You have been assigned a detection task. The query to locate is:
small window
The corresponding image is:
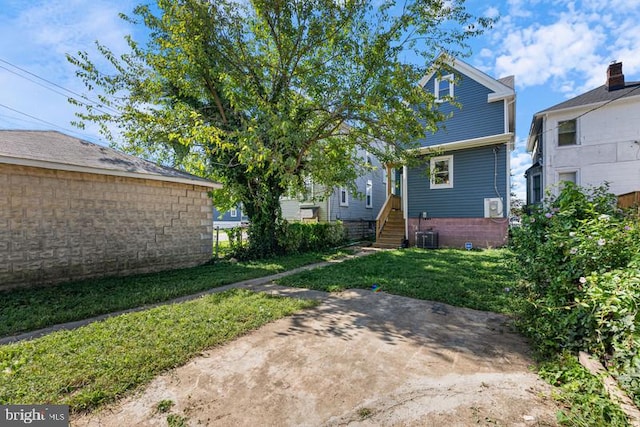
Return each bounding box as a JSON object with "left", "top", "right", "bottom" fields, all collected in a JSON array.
[
  {"left": 230, "top": 207, "right": 238, "bottom": 218},
  {"left": 435, "top": 74, "right": 454, "bottom": 102},
  {"left": 339, "top": 187, "right": 349, "bottom": 206},
  {"left": 382, "top": 168, "right": 387, "bottom": 185},
  {"left": 429, "top": 155, "right": 453, "bottom": 189},
  {"left": 558, "top": 171, "right": 577, "bottom": 184},
  {"left": 365, "top": 180, "right": 373, "bottom": 208},
  {"left": 558, "top": 119, "right": 577, "bottom": 146}
]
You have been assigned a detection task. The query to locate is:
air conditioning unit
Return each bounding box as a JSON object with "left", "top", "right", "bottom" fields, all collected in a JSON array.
[
  {"left": 415, "top": 231, "right": 439, "bottom": 249},
  {"left": 484, "top": 198, "right": 503, "bottom": 218}
]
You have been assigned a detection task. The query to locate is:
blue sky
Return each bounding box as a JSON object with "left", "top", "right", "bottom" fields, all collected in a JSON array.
[{"left": 1, "top": 0, "right": 639, "bottom": 201}]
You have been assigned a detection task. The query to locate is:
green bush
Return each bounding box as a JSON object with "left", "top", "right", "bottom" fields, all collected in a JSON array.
[
  {"left": 510, "top": 183, "right": 640, "bottom": 407},
  {"left": 277, "top": 221, "right": 347, "bottom": 254}
]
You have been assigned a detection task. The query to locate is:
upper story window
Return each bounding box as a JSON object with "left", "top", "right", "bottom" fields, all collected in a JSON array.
[
  {"left": 230, "top": 207, "right": 238, "bottom": 218},
  {"left": 435, "top": 74, "right": 454, "bottom": 102},
  {"left": 429, "top": 155, "right": 453, "bottom": 189},
  {"left": 558, "top": 119, "right": 577, "bottom": 146}
]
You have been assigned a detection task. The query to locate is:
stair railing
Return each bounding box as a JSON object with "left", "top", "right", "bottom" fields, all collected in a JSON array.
[{"left": 376, "top": 194, "right": 401, "bottom": 240}]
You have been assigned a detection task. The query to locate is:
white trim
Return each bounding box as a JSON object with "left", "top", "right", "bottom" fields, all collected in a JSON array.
[
  {"left": 506, "top": 142, "right": 511, "bottom": 215},
  {"left": 503, "top": 99, "right": 510, "bottom": 135},
  {"left": 435, "top": 74, "right": 454, "bottom": 102},
  {"left": 416, "top": 132, "right": 514, "bottom": 155},
  {"left": 418, "top": 54, "right": 515, "bottom": 104},
  {"left": 430, "top": 155, "right": 454, "bottom": 189},
  {"left": 0, "top": 155, "right": 221, "bottom": 188},
  {"left": 556, "top": 169, "right": 580, "bottom": 186},
  {"left": 403, "top": 165, "right": 408, "bottom": 239},
  {"left": 230, "top": 207, "right": 238, "bottom": 218}
]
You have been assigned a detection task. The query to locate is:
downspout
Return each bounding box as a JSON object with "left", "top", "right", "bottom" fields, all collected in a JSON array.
[{"left": 403, "top": 165, "right": 409, "bottom": 242}]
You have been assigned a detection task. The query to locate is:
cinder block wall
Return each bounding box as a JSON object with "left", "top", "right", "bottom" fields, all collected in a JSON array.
[
  {"left": 0, "top": 164, "right": 213, "bottom": 290},
  {"left": 407, "top": 217, "right": 507, "bottom": 249}
]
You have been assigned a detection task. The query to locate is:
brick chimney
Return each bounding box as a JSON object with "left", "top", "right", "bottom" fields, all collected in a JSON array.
[{"left": 606, "top": 61, "right": 625, "bottom": 91}]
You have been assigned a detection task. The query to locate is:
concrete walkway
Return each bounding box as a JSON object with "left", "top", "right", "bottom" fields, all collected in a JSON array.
[
  {"left": 0, "top": 247, "right": 379, "bottom": 345},
  {"left": 74, "top": 288, "right": 560, "bottom": 426}
]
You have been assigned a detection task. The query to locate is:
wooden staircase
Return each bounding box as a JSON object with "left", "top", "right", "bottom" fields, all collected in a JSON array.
[{"left": 374, "top": 195, "right": 405, "bottom": 249}]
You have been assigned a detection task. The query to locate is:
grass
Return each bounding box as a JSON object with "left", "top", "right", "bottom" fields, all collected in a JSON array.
[
  {"left": 0, "top": 289, "right": 317, "bottom": 412},
  {"left": 277, "top": 248, "right": 518, "bottom": 314},
  {"left": 0, "top": 249, "right": 352, "bottom": 337},
  {"left": 539, "top": 353, "right": 630, "bottom": 426}
]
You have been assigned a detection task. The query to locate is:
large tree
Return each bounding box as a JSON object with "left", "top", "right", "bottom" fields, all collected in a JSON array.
[{"left": 68, "top": 0, "right": 492, "bottom": 257}]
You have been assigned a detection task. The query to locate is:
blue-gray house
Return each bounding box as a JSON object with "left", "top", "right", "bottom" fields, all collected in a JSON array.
[
  {"left": 375, "top": 55, "right": 515, "bottom": 249},
  {"left": 213, "top": 204, "right": 248, "bottom": 228}
]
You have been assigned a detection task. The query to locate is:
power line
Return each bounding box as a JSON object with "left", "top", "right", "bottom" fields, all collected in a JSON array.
[
  {"left": 0, "top": 103, "right": 106, "bottom": 144},
  {"left": 0, "top": 57, "right": 120, "bottom": 115}
]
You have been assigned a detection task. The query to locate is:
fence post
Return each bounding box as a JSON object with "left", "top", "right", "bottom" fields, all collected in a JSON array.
[{"left": 214, "top": 226, "right": 220, "bottom": 258}]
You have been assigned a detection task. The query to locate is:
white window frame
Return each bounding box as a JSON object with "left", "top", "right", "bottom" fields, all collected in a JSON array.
[
  {"left": 230, "top": 207, "right": 238, "bottom": 218},
  {"left": 339, "top": 187, "right": 349, "bottom": 207},
  {"left": 365, "top": 180, "right": 373, "bottom": 208},
  {"left": 435, "top": 74, "right": 454, "bottom": 102},
  {"left": 429, "top": 155, "right": 454, "bottom": 189}
]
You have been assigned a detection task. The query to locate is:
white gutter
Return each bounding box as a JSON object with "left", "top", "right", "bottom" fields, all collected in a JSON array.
[{"left": 415, "top": 132, "right": 514, "bottom": 155}]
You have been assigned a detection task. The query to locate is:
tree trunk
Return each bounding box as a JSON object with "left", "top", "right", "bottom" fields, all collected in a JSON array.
[{"left": 242, "top": 178, "right": 284, "bottom": 259}]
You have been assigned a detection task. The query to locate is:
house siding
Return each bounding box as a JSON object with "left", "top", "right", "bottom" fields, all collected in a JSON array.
[
  {"left": 329, "top": 168, "right": 385, "bottom": 222},
  {"left": 418, "top": 72, "right": 505, "bottom": 147},
  {"left": 0, "top": 163, "right": 213, "bottom": 290},
  {"left": 213, "top": 204, "right": 248, "bottom": 227},
  {"left": 407, "top": 144, "right": 508, "bottom": 218}
]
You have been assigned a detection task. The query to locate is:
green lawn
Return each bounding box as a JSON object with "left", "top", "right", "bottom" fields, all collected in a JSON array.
[
  {"left": 0, "top": 289, "right": 317, "bottom": 411},
  {"left": 277, "top": 248, "right": 518, "bottom": 314},
  {"left": 0, "top": 249, "right": 352, "bottom": 338}
]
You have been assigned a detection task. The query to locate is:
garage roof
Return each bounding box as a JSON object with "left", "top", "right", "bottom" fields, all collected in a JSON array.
[{"left": 0, "top": 130, "right": 220, "bottom": 188}]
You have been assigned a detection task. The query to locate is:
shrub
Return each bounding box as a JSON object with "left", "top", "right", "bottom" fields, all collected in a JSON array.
[
  {"left": 277, "top": 221, "right": 347, "bottom": 254},
  {"left": 510, "top": 183, "right": 640, "bottom": 409}
]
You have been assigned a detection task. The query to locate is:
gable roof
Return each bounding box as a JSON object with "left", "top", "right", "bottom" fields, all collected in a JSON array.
[
  {"left": 527, "top": 80, "right": 640, "bottom": 152},
  {"left": 0, "top": 130, "right": 220, "bottom": 188},
  {"left": 418, "top": 54, "right": 515, "bottom": 102},
  {"left": 536, "top": 81, "right": 640, "bottom": 115}
]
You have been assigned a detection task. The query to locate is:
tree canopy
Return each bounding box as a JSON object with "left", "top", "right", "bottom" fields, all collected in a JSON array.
[{"left": 68, "top": 0, "right": 493, "bottom": 257}]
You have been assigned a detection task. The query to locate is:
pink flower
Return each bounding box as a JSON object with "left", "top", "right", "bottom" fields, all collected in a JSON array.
[{"left": 579, "top": 277, "right": 587, "bottom": 284}]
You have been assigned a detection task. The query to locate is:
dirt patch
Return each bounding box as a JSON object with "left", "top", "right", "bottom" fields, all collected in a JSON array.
[{"left": 73, "top": 288, "right": 560, "bottom": 426}]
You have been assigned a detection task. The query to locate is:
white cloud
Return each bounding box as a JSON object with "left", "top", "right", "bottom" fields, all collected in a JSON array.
[
  {"left": 484, "top": 0, "right": 640, "bottom": 94},
  {"left": 0, "top": 1, "right": 135, "bottom": 144}
]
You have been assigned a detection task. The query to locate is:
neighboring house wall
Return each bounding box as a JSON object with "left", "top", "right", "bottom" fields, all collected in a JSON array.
[
  {"left": 280, "top": 149, "right": 386, "bottom": 239},
  {"left": 0, "top": 164, "right": 213, "bottom": 290},
  {"left": 213, "top": 204, "right": 248, "bottom": 228},
  {"left": 540, "top": 98, "right": 640, "bottom": 196},
  {"left": 526, "top": 62, "right": 640, "bottom": 204}
]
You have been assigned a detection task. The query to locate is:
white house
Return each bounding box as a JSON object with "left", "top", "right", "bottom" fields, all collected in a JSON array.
[{"left": 526, "top": 62, "right": 640, "bottom": 205}]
